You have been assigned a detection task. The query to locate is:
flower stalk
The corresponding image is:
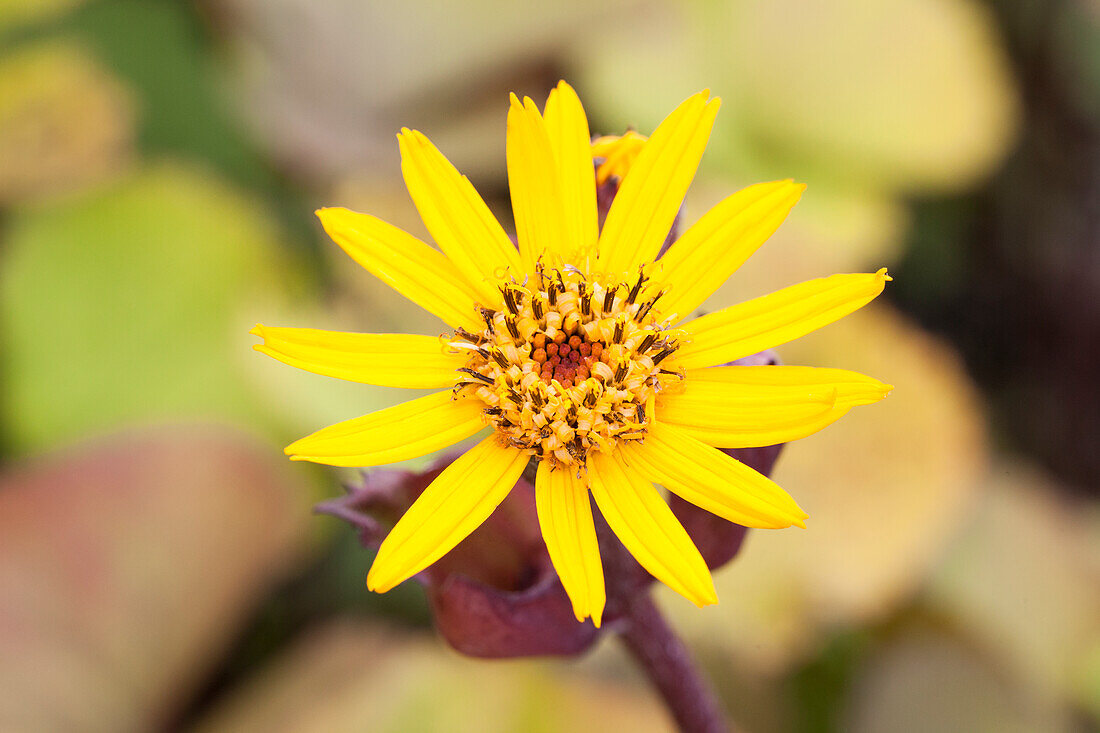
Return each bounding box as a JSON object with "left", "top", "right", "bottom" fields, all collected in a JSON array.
[{"left": 619, "top": 593, "right": 732, "bottom": 733}]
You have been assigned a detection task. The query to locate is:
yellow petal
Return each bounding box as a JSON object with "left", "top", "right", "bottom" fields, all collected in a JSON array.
[
  {"left": 587, "top": 451, "right": 717, "bottom": 607},
  {"left": 535, "top": 462, "right": 606, "bottom": 627},
  {"left": 673, "top": 269, "right": 891, "bottom": 369},
  {"left": 506, "top": 94, "right": 571, "bottom": 271},
  {"left": 397, "top": 128, "right": 523, "bottom": 306},
  {"left": 657, "top": 365, "right": 893, "bottom": 447},
  {"left": 653, "top": 180, "right": 806, "bottom": 322},
  {"left": 543, "top": 81, "right": 599, "bottom": 267},
  {"left": 251, "top": 324, "right": 466, "bottom": 388},
  {"left": 622, "top": 422, "right": 808, "bottom": 529},
  {"left": 285, "top": 390, "right": 485, "bottom": 467},
  {"left": 316, "top": 207, "right": 483, "bottom": 332},
  {"left": 367, "top": 437, "right": 528, "bottom": 592},
  {"left": 591, "top": 131, "right": 647, "bottom": 186},
  {"left": 595, "top": 91, "right": 721, "bottom": 278}
]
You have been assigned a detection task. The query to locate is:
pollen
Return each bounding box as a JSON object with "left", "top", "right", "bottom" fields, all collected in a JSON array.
[{"left": 453, "top": 259, "right": 682, "bottom": 469}]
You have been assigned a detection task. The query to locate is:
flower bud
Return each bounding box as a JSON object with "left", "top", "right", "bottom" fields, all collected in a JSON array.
[{"left": 316, "top": 453, "right": 599, "bottom": 657}]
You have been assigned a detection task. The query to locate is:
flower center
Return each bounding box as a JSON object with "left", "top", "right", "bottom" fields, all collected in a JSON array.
[{"left": 452, "top": 259, "right": 681, "bottom": 469}]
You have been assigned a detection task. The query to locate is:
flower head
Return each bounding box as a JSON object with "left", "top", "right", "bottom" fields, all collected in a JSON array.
[{"left": 253, "top": 82, "right": 892, "bottom": 628}]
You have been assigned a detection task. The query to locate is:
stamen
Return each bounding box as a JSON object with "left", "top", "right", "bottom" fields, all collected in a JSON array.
[
  {"left": 603, "top": 284, "right": 617, "bottom": 312},
  {"left": 652, "top": 346, "right": 676, "bottom": 365},
  {"left": 613, "top": 316, "right": 626, "bottom": 344},
  {"left": 454, "top": 327, "right": 484, "bottom": 344},
  {"left": 613, "top": 359, "right": 629, "bottom": 383},
  {"left": 458, "top": 367, "right": 495, "bottom": 385},
  {"left": 636, "top": 291, "right": 664, "bottom": 321},
  {"left": 627, "top": 270, "right": 645, "bottom": 304},
  {"left": 504, "top": 314, "right": 521, "bottom": 340}
]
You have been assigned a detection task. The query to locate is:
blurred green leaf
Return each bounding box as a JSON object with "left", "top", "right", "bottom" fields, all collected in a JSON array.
[
  {"left": 0, "top": 39, "right": 135, "bottom": 204},
  {"left": 715, "top": 0, "right": 1020, "bottom": 193},
  {"left": 0, "top": 162, "right": 296, "bottom": 453},
  {"left": 578, "top": 0, "right": 1020, "bottom": 194},
  {"left": 69, "top": 0, "right": 268, "bottom": 188},
  {"left": 14, "top": 0, "right": 322, "bottom": 250},
  {"left": 0, "top": 0, "right": 84, "bottom": 32},
  {"left": 789, "top": 630, "right": 872, "bottom": 733}
]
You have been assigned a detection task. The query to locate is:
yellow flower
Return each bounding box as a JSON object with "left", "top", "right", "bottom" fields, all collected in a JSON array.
[{"left": 252, "top": 82, "right": 892, "bottom": 628}]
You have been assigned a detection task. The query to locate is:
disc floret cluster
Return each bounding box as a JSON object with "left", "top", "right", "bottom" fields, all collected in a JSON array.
[{"left": 456, "top": 260, "right": 680, "bottom": 469}]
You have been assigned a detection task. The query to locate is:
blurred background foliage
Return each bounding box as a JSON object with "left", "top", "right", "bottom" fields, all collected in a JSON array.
[{"left": 0, "top": 1, "right": 1096, "bottom": 731}]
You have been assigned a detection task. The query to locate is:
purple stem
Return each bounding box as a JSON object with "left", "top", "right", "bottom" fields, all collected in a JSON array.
[{"left": 618, "top": 593, "right": 732, "bottom": 733}]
